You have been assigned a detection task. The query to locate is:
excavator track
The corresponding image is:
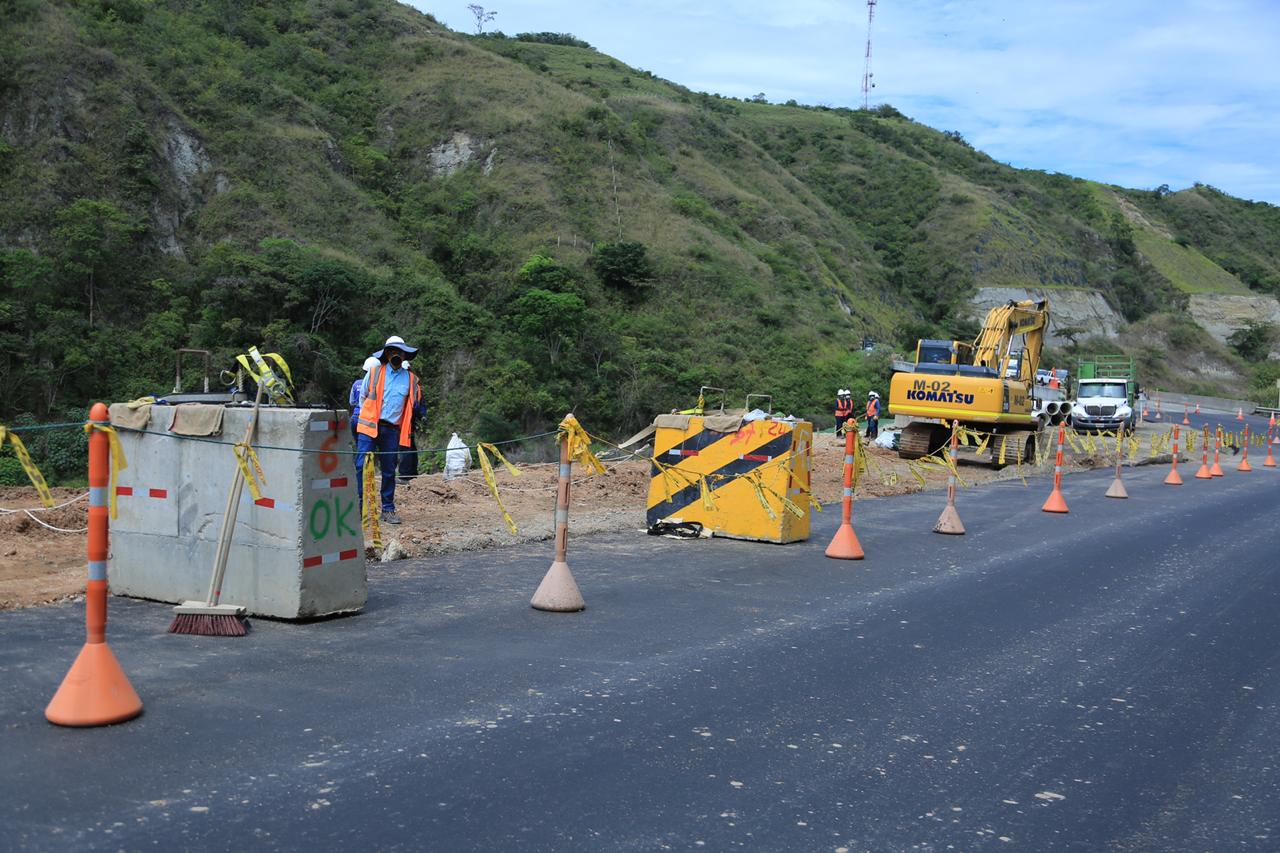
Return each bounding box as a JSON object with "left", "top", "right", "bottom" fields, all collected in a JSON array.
[
  {"left": 898, "top": 422, "right": 945, "bottom": 460},
  {"left": 990, "top": 430, "right": 1037, "bottom": 469}
]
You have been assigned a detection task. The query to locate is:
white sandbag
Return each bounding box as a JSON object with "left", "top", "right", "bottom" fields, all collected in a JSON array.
[{"left": 444, "top": 432, "right": 473, "bottom": 480}]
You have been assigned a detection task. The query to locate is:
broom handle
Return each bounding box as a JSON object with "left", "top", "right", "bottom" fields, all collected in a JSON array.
[{"left": 205, "top": 384, "right": 264, "bottom": 606}]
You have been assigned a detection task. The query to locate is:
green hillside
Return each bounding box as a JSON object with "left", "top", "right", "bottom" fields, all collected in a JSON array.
[{"left": 1, "top": 0, "right": 1277, "bottom": 459}]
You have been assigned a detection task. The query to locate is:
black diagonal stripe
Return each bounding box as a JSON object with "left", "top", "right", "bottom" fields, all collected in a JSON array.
[{"left": 647, "top": 432, "right": 799, "bottom": 524}]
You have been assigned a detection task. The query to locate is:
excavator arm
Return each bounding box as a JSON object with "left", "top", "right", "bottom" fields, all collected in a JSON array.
[{"left": 971, "top": 299, "right": 1049, "bottom": 382}]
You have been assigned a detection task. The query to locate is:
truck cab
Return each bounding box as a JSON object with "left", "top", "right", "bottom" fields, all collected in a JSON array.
[{"left": 1071, "top": 378, "right": 1136, "bottom": 433}]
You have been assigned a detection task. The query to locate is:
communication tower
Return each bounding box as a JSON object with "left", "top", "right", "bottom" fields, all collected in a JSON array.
[{"left": 860, "top": 0, "right": 877, "bottom": 109}]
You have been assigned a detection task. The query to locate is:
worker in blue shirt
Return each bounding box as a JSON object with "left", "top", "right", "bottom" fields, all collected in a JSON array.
[{"left": 354, "top": 336, "right": 426, "bottom": 524}]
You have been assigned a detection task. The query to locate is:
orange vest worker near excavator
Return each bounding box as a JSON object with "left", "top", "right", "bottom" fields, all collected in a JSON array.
[{"left": 355, "top": 335, "right": 425, "bottom": 524}]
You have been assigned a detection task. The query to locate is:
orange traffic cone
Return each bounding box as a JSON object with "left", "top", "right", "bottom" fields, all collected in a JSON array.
[
  {"left": 827, "top": 419, "right": 866, "bottom": 558},
  {"left": 1236, "top": 408, "right": 1244, "bottom": 421},
  {"left": 1164, "top": 425, "right": 1184, "bottom": 485},
  {"left": 1042, "top": 423, "right": 1069, "bottom": 513},
  {"left": 1210, "top": 429, "right": 1225, "bottom": 477},
  {"left": 933, "top": 422, "right": 965, "bottom": 533},
  {"left": 1182, "top": 402, "right": 1190, "bottom": 425},
  {"left": 531, "top": 414, "right": 586, "bottom": 612},
  {"left": 1270, "top": 412, "right": 1277, "bottom": 430},
  {"left": 1237, "top": 425, "right": 1253, "bottom": 472},
  {"left": 1195, "top": 426, "right": 1212, "bottom": 479},
  {"left": 1105, "top": 428, "right": 1128, "bottom": 498},
  {"left": 1154, "top": 398, "right": 1163, "bottom": 421},
  {"left": 46, "top": 403, "right": 143, "bottom": 727},
  {"left": 1195, "top": 403, "right": 1201, "bottom": 415}
]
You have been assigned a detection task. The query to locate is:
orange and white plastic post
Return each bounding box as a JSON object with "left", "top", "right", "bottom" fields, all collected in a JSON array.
[
  {"left": 1195, "top": 425, "right": 1212, "bottom": 479},
  {"left": 46, "top": 403, "right": 143, "bottom": 727},
  {"left": 531, "top": 413, "right": 585, "bottom": 612},
  {"left": 1042, "top": 422, "right": 1069, "bottom": 513},
  {"left": 1105, "top": 427, "right": 1128, "bottom": 498},
  {"left": 1237, "top": 424, "right": 1253, "bottom": 472},
  {"left": 1265, "top": 424, "right": 1277, "bottom": 468},
  {"left": 933, "top": 420, "right": 965, "bottom": 533},
  {"left": 1164, "top": 425, "right": 1184, "bottom": 485},
  {"left": 1210, "top": 427, "right": 1225, "bottom": 477},
  {"left": 826, "top": 419, "right": 865, "bottom": 558}
]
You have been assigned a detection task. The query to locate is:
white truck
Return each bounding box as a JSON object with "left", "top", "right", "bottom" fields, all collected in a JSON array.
[{"left": 1071, "top": 377, "right": 1136, "bottom": 433}]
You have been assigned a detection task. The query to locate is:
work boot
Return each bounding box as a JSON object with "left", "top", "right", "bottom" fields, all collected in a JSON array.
[{"left": 382, "top": 512, "right": 402, "bottom": 525}]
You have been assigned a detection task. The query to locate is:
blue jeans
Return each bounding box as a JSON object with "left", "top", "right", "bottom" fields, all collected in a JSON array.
[{"left": 355, "top": 424, "right": 401, "bottom": 512}]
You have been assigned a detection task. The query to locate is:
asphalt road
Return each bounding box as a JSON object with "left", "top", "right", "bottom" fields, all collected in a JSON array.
[{"left": 3, "top": 461, "right": 1278, "bottom": 851}]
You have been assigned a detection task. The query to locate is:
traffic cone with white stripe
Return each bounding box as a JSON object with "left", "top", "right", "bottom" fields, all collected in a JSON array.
[
  {"left": 1237, "top": 425, "right": 1253, "bottom": 472},
  {"left": 532, "top": 415, "right": 586, "bottom": 611},
  {"left": 46, "top": 403, "right": 143, "bottom": 727},
  {"left": 933, "top": 422, "right": 965, "bottom": 533},
  {"left": 1237, "top": 407, "right": 1245, "bottom": 422},
  {"left": 1105, "top": 429, "right": 1128, "bottom": 498},
  {"left": 1195, "top": 426, "right": 1212, "bottom": 479},
  {"left": 1164, "top": 425, "right": 1184, "bottom": 485},
  {"left": 1265, "top": 427, "right": 1276, "bottom": 468},
  {"left": 826, "top": 420, "right": 865, "bottom": 558},
  {"left": 1042, "top": 423, "right": 1069, "bottom": 513}
]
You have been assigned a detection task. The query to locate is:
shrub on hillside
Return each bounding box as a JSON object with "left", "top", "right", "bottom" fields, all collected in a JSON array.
[{"left": 591, "top": 242, "right": 654, "bottom": 291}]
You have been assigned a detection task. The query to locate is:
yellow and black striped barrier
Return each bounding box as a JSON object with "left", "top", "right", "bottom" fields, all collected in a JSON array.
[{"left": 646, "top": 415, "right": 814, "bottom": 543}]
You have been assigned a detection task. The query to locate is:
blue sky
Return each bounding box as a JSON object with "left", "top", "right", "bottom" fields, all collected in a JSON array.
[{"left": 413, "top": 1, "right": 1280, "bottom": 205}]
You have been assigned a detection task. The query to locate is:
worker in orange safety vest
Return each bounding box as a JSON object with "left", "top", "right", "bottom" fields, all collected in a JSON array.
[
  {"left": 834, "top": 388, "right": 854, "bottom": 433},
  {"left": 355, "top": 335, "right": 425, "bottom": 524},
  {"left": 865, "top": 391, "right": 881, "bottom": 440}
]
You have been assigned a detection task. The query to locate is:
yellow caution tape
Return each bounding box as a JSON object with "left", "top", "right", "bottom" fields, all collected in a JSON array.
[
  {"left": 0, "top": 426, "right": 55, "bottom": 509},
  {"left": 232, "top": 442, "right": 267, "bottom": 502},
  {"left": 790, "top": 478, "right": 822, "bottom": 513},
  {"left": 561, "top": 416, "right": 606, "bottom": 475},
  {"left": 975, "top": 433, "right": 991, "bottom": 457},
  {"left": 997, "top": 435, "right": 1008, "bottom": 466},
  {"left": 745, "top": 471, "right": 778, "bottom": 521},
  {"left": 362, "top": 452, "right": 381, "bottom": 549},
  {"left": 476, "top": 442, "right": 521, "bottom": 535},
  {"left": 698, "top": 474, "right": 717, "bottom": 512},
  {"left": 82, "top": 422, "right": 128, "bottom": 518}
]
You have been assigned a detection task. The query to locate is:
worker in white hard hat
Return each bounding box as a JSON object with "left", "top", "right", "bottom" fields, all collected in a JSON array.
[
  {"left": 354, "top": 336, "right": 425, "bottom": 524},
  {"left": 865, "top": 390, "right": 881, "bottom": 440},
  {"left": 397, "top": 360, "right": 420, "bottom": 484},
  {"left": 834, "top": 388, "right": 854, "bottom": 434},
  {"left": 348, "top": 356, "right": 381, "bottom": 443}
]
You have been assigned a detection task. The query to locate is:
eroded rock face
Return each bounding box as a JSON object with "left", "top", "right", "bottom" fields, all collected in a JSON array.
[
  {"left": 1188, "top": 293, "right": 1280, "bottom": 358},
  {"left": 422, "top": 131, "right": 496, "bottom": 178},
  {"left": 970, "top": 286, "right": 1123, "bottom": 344},
  {"left": 152, "top": 117, "right": 228, "bottom": 258}
]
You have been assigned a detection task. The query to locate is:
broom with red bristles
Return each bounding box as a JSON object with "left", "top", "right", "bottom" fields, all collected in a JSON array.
[{"left": 168, "top": 384, "right": 264, "bottom": 636}]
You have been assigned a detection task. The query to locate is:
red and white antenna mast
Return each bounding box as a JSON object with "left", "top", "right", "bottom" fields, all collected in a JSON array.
[{"left": 860, "top": 0, "right": 877, "bottom": 109}]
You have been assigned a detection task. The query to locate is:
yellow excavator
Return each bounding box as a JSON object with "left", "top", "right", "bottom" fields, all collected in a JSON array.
[{"left": 888, "top": 299, "right": 1050, "bottom": 468}]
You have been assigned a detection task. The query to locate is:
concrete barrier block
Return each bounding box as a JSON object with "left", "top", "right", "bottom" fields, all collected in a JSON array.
[{"left": 108, "top": 406, "right": 366, "bottom": 619}]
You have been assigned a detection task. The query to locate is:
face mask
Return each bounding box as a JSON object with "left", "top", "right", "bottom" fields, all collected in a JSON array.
[{"left": 389, "top": 355, "right": 403, "bottom": 369}]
